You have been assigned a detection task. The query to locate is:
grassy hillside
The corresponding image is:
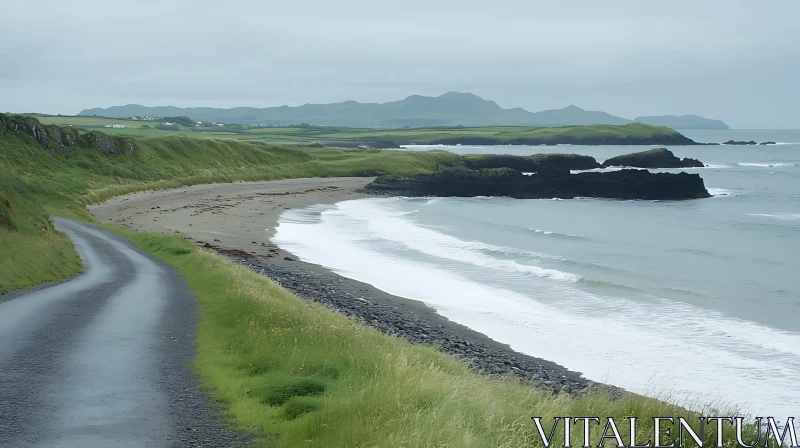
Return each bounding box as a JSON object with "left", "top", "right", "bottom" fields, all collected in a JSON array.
[
  {"left": 0, "top": 114, "right": 458, "bottom": 293},
  {"left": 34, "top": 114, "right": 696, "bottom": 146},
  {"left": 0, "top": 116, "right": 752, "bottom": 446}
]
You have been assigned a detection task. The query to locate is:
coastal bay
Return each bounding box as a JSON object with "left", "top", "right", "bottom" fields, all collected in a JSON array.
[{"left": 89, "top": 177, "right": 597, "bottom": 395}]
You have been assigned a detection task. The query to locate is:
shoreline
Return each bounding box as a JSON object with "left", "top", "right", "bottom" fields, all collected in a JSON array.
[{"left": 89, "top": 177, "right": 599, "bottom": 394}]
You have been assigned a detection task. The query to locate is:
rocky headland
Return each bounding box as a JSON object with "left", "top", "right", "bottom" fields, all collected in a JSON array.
[
  {"left": 601, "top": 148, "right": 704, "bottom": 169},
  {"left": 365, "top": 168, "right": 710, "bottom": 200},
  {"left": 364, "top": 150, "right": 711, "bottom": 200}
]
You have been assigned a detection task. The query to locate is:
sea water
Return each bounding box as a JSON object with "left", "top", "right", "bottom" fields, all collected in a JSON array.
[{"left": 273, "top": 129, "right": 800, "bottom": 417}]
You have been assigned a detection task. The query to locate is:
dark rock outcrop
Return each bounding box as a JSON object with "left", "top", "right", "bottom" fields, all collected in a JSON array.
[
  {"left": 91, "top": 132, "right": 119, "bottom": 155},
  {"left": 364, "top": 167, "right": 711, "bottom": 200},
  {"left": 47, "top": 127, "right": 76, "bottom": 157},
  {"left": 464, "top": 154, "right": 601, "bottom": 174},
  {"left": 4, "top": 117, "right": 54, "bottom": 155},
  {"left": 0, "top": 113, "right": 76, "bottom": 157},
  {"left": 89, "top": 132, "right": 136, "bottom": 156},
  {"left": 724, "top": 140, "right": 757, "bottom": 145},
  {"left": 759, "top": 141, "right": 776, "bottom": 145},
  {"left": 601, "top": 148, "right": 704, "bottom": 169}
]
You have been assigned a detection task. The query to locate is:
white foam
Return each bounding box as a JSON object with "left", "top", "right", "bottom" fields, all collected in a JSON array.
[
  {"left": 529, "top": 228, "right": 580, "bottom": 238},
  {"left": 747, "top": 213, "right": 800, "bottom": 221},
  {"left": 330, "top": 199, "right": 578, "bottom": 281},
  {"left": 571, "top": 164, "right": 729, "bottom": 174},
  {"left": 273, "top": 198, "right": 800, "bottom": 417},
  {"left": 707, "top": 188, "right": 736, "bottom": 197},
  {"left": 571, "top": 166, "right": 628, "bottom": 173},
  {"left": 737, "top": 162, "right": 795, "bottom": 168}
]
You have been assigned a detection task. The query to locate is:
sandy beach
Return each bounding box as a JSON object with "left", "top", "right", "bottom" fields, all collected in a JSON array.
[
  {"left": 90, "top": 177, "right": 592, "bottom": 394},
  {"left": 89, "top": 177, "right": 376, "bottom": 258}
]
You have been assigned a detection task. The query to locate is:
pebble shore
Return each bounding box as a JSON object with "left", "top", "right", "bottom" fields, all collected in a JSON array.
[{"left": 232, "top": 256, "right": 594, "bottom": 396}]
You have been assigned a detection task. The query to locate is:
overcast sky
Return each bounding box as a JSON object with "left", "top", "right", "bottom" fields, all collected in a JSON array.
[{"left": 1, "top": 0, "right": 798, "bottom": 128}]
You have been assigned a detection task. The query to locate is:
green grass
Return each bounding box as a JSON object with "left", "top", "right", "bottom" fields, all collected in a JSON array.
[
  {"left": 33, "top": 115, "right": 688, "bottom": 145},
  {"left": 0, "top": 168, "right": 82, "bottom": 292},
  {"left": 1, "top": 116, "right": 756, "bottom": 446}
]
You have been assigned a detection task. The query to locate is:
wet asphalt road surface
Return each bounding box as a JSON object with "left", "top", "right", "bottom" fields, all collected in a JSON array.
[{"left": 0, "top": 218, "right": 249, "bottom": 447}]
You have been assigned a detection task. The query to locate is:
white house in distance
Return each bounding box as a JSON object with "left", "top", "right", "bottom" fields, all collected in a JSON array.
[{"left": 104, "top": 123, "right": 127, "bottom": 128}]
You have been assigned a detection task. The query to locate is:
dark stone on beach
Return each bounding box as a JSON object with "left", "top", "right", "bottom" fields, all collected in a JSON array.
[
  {"left": 759, "top": 141, "right": 776, "bottom": 145},
  {"left": 601, "top": 148, "right": 704, "bottom": 169},
  {"left": 227, "top": 256, "right": 602, "bottom": 397},
  {"left": 724, "top": 140, "right": 757, "bottom": 145},
  {"left": 283, "top": 256, "right": 296, "bottom": 261},
  {"left": 364, "top": 166, "right": 711, "bottom": 200},
  {"left": 351, "top": 170, "right": 389, "bottom": 177}
]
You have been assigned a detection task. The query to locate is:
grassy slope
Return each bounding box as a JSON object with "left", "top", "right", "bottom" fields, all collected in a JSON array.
[
  {"left": 1, "top": 118, "right": 753, "bottom": 446},
  {"left": 0, "top": 122, "right": 458, "bottom": 293},
  {"left": 0, "top": 167, "right": 82, "bottom": 291},
  {"left": 34, "top": 115, "right": 687, "bottom": 145}
]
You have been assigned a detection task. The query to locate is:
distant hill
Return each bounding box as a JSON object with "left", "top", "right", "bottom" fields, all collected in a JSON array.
[
  {"left": 634, "top": 114, "right": 729, "bottom": 130},
  {"left": 526, "top": 105, "right": 630, "bottom": 126},
  {"left": 79, "top": 92, "right": 728, "bottom": 129}
]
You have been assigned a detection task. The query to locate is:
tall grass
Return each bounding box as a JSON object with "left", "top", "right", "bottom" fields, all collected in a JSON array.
[{"left": 0, "top": 168, "right": 82, "bottom": 293}]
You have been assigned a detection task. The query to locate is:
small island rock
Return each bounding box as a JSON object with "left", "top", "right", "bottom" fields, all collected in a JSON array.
[{"left": 601, "top": 148, "right": 704, "bottom": 169}]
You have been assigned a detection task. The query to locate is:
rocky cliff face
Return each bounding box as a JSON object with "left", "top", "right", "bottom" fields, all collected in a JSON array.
[
  {"left": 364, "top": 167, "right": 711, "bottom": 200},
  {"left": 90, "top": 131, "right": 136, "bottom": 156},
  {"left": 0, "top": 113, "right": 135, "bottom": 157},
  {"left": 601, "top": 148, "right": 703, "bottom": 169},
  {"left": 463, "top": 154, "right": 601, "bottom": 174}
]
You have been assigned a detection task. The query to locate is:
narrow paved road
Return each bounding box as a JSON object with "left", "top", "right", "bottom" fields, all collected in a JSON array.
[{"left": 0, "top": 218, "right": 246, "bottom": 448}]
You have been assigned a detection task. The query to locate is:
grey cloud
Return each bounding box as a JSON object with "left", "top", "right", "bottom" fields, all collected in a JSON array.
[{"left": 1, "top": 0, "right": 798, "bottom": 128}]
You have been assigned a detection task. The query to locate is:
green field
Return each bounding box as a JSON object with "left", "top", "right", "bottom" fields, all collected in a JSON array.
[
  {"left": 0, "top": 115, "right": 754, "bottom": 447},
  {"left": 34, "top": 114, "right": 692, "bottom": 146}
]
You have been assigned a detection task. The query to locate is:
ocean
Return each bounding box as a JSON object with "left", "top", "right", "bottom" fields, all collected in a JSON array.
[{"left": 273, "top": 129, "right": 800, "bottom": 417}]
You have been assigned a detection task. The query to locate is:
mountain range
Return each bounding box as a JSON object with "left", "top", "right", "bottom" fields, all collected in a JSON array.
[{"left": 79, "top": 92, "right": 729, "bottom": 129}]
